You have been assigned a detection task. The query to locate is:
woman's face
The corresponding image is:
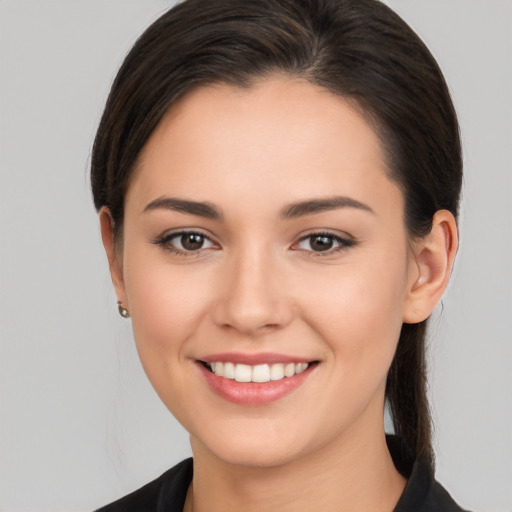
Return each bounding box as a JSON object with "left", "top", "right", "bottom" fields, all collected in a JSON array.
[{"left": 111, "top": 78, "right": 421, "bottom": 467}]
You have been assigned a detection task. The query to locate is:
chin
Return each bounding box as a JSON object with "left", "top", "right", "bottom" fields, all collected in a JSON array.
[
  {"left": 191, "top": 423, "right": 312, "bottom": 469},
  {"left": 210, "top": 441, "right": 304, "bottom": 469}
]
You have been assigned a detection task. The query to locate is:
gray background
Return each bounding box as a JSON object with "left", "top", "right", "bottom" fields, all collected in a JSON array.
[{"left": 0, "top": 1, "right": 510, "bottom": 511}]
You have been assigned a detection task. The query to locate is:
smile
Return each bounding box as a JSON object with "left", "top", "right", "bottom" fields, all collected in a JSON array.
[
  {"left": 198, "top": 356, "right": 318, "bottom": 406},
  {"left": 205, "top": 361, "right": 309, "bottom": 383}
]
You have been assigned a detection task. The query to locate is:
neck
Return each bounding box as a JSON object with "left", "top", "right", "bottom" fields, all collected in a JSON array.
[{"left": 185, "top": 425, "right": 406, "bottom": 512}]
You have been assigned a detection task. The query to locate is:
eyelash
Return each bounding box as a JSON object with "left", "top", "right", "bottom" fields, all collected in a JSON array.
[
  {"left": 152, "top": 230, "right": 357, "bottom": 258},
  {"left": 152, "top": 230, "right": 217, "bottom": 257},
  {"left": 294, "top": 231, "right": 356, "bottom": 257}
]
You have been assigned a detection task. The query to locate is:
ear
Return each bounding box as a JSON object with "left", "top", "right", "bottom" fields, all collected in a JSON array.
[
  {"left": 99, "top": 207, "right": 128, "bottom": 307},
  {"left": 402, "top": 210, "right": 459, "bottom": 324}
]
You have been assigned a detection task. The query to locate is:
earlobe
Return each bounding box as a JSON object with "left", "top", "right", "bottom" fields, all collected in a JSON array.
[
  {"left": 99, "top": 207, "right": 127, "bottom": 305},
  {"left": 402, "top": 210, "right": 458, "bottom": 324}
]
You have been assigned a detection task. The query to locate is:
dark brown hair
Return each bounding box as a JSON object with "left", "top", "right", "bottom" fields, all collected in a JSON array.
[{"left": 91, "top": 0, "right": 462, "bottom": 469}]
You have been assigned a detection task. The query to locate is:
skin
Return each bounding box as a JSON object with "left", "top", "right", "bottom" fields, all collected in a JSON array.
[{"left": 101, "top": 77, "right": 458, "bottom": 512}]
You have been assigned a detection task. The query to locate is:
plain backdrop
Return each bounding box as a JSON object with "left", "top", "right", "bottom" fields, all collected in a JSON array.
[{"left": 0, "top": 1, "right": 511, "bottom": 511}]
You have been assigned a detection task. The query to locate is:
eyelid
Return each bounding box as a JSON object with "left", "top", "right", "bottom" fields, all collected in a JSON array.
[
  {"left": 151, "top": 228, "right": 357, "bottom": 257},
  {"left": 291, "top": 230, "right": 357, "bottom": 255},
  {"left": 152, "top": 228, "right": 219, "bottom": 256}
]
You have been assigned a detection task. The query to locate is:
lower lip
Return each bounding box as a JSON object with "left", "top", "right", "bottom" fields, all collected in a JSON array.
[{"left": 198, "top": 363, "right": 316, "bottom": 406}]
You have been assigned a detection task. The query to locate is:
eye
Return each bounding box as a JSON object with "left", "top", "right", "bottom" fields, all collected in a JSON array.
[
  {"left": 153, "top": 230, "right": 216, "bottom": 255},
  {"left": 295, "top": 232, "right": 355, "bottom": 254}
]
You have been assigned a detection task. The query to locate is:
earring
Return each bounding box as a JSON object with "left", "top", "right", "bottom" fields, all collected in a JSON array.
[{"left": 117, "top": 301, "right": 130, "bottom": 318}]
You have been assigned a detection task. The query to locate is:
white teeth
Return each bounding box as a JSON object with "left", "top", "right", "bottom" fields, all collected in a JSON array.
[
  {"left": 214, "top": 362, "right": 224, "bottom": 376},
  {"left": 284, "top": 363, "right": 295, "bottom": 378},
  {"left": 234, "top": 363, "right": 252, "bottom": 382},
  {"left": 223, "top": 362, "right": 235, "bottom": 379},
  {"left": 252, "top": 364, "right": 271, "bottom": 383},
  {"left": 209, "top": 361, "right": 310, "bottom": 382},
  {"left": 296, "top": 362, "right": 308, "bottom": 374},
  {"left": 270, "top": 363, "right": 285, "bottom": 380}
]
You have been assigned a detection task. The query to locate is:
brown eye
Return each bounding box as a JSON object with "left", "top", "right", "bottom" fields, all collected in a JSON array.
[
  {"left": 181, "top": 233, "right": 205, "bottom": 251},
  {"left": 154, "top": 230, "right": 216, "bottom": 255},
  {"left": 310, "top": 235, "right": 334, "bottom": 252},
  {"left": 295, "top": 232, "right": 355, "bottom": 254}
]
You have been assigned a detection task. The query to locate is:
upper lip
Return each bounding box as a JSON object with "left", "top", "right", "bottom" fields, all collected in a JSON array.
[{"left": 198, "top": 352, "right": 315, "bottom": 365}]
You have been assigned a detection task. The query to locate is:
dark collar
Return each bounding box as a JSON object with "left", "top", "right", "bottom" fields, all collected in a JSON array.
[
  {"left": 387, "top": 434, "right": 434, "bottom": 511},
  {"left": 387, "top": 435, "right": 467, "bottom": 511}
]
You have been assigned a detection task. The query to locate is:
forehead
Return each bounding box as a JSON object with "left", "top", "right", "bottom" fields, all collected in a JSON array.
[{"left": 127, "top": 78, "right": 402, "bottom": 218}]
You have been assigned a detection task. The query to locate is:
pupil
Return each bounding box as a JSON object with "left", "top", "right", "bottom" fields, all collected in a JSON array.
[
  {"left": 311, "top": 235, "right": 333, "bottom": 251},
  {"left": 181, "top": 233, "right": 204, "bottom": 250}
]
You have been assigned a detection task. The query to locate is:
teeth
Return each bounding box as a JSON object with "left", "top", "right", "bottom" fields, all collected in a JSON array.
[
  {"left": 214, "top": 362, "right": 224, "bottom": 375},
  {"left": 223, "top": 362, "right": 235, "bottom": 379},
  {"left": 284, "top": 363, "right": 295, "bottom": 378},
  {"left": 296, "top": 362, "right": 308, "bottom": 374},
  {"left": 252, "top": 364, "right": 270, "bottom": 383},
  {"left": 270, "top": 363, "right": 285, "bottom": 380},
  {"left": 234, "top": 363, "right": 252, "bottom": 382},
  {"left": 208, "top": 361, "right": 310, "bottom": 382}
]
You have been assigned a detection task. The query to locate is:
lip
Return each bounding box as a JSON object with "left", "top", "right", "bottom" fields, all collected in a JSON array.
[{"left": 196, "top": 354, "right": 318, "bottom": 406}]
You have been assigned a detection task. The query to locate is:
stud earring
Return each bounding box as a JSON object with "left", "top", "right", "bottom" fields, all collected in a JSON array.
[{"left": 117, "top": 301, "right": 130, "bottom": 318}]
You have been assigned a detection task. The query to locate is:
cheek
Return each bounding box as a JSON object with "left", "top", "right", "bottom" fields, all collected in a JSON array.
[
  {"left": 122, "top": 245, "right": 213, "bottom": 368},
  {"left": 121, "top": 252, "right": 219, "bottom": 425},
  {"left": 297, "top": 250, "right": 409, "bottom": 378}
]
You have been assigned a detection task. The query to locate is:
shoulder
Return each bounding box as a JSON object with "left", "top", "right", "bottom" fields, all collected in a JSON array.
[
  {"left": 387, "top": 436, "right": 472, "bottom": 512},
  {"left": 394, "top": 464, "right": 472, "bottom": 512},
  {"left": 422, "top": 480, "right": 473, "bottom": 512},
  {"left": 94, "top": 458, "right": 193, "bottom": 512}
]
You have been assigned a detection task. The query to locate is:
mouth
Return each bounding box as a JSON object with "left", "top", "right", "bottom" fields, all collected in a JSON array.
[
  {"left": 200, "top": 360, "right": 314, "bottom": 383},
  {"left": 196, "top": 355, "right": 319, "bottom": 406}
]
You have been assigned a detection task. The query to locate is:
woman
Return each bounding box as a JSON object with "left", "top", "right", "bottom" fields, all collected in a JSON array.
[{"left": 92, "top": 0, "right": 468, "bottom": 510}]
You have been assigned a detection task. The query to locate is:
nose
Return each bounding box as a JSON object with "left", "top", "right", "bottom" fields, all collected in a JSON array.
[{"left": 211, "top": 245, "right": 294, "bottom": 336}]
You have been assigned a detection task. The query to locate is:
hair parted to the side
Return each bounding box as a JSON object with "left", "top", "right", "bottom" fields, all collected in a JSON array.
[{"left": 91, "top": 0, "right": 462, "bottom": 470}]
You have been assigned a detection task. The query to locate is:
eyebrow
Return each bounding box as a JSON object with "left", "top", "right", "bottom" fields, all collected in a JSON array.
[
  {"left": 142, "top": 195, "right": 374, "bottom": 220},
  {"left": 280, "top": 196, "right": 375, "bottom": 219},
  {"left": 143, "top": 196, "right": 223, "bottom": 220}
]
